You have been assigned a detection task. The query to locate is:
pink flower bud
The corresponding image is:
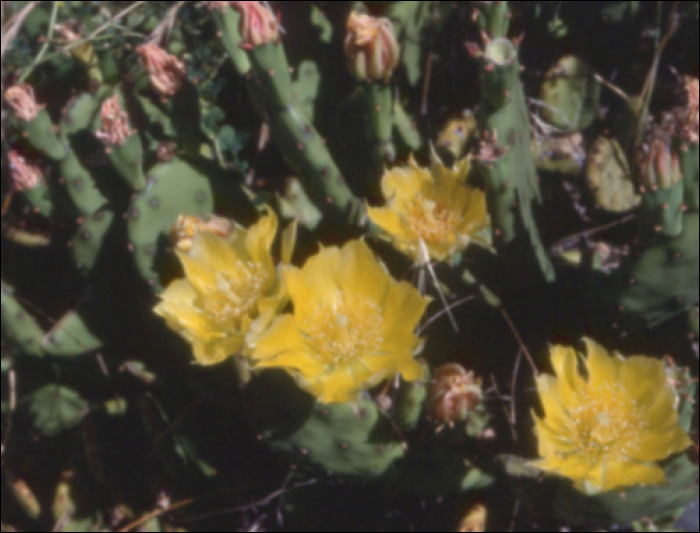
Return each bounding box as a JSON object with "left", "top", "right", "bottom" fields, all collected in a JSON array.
[
  {"left": 95, "top": 95, "right": 134, "bottom": 146},
  {"left": 136, "top": 43, "right": 186, "bottom": 97},
  {"left": 4, "top": 84, "right": 43, "bottom": 121},
  {"left": 427, "top": 364, "right": 483, "bottom": 426},
  {"left": 344, "top": 12, "right": 399, "bottom": 81},
  {"left": 229, "top": 1, "right": 279, "bottom": 47},
  {"left": 8, "top": 151, "right": 43, "bottom": 191}
]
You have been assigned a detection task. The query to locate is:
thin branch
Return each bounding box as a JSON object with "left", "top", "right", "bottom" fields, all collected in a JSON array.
[
  {"left": 550, "top": 213, "right": 636, "bottom": 252},
  {"left": 499, "top": 308, "right": 538, "bottom": 376},
  {"left": 147, "top": 1, "right": 186, "bottom": 45},
  {"left": 417, "top": 295, "right": 475, "bottom": 336},
  {"left": 634, "top": 1, "right": 680, "bottom": 147},
  {"left": 18, "top": 0, "right": 59, "bottom": 83},
  {"left": 509, "top": 348, "right": 523, "bottom": 443},
  {"left": 1, "top": 1, "right": 40, "bottom": 63},
  {"left": 18, "top": 1, "right": 148, "bottom": 81}
]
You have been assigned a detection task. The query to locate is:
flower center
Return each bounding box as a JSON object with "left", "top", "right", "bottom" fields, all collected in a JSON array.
[
  {"left": 566, "top": 382, "right": 647, "bottom": 463},
  {"left": 301, "top": 293, "right": 384, "bottom": 370},
  {"left": 406, "top": 193, "right": 462, "bottom": 245},
  {"left": 199, "top": 261, "right": 270, "bottom": 326}
]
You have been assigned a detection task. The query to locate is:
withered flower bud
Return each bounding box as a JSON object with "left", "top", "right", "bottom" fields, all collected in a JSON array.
[
  {"left": 428, "top": 364, "right": 483, "bottom": 426},
  {"left": 638, "top": 138, "right": 682, "bottom": 191},
  {"left": 344, "top": 12, "right": 399, "bottom": 81},
  {"left": 229, "top": 1, "right": 279, "bottom": 47},
  {"left": 4, "top": 84, "right": 44, "bottom": 121},
  {"left": 136, "top": 43, "right": 187, "bottom": 97},
  {"left": 95, "top": 95, "right": 134, "bottom": 146},
  {"left": 8, "top": 151, "right": 43, "bottom": 191},
  {"left": 170, "top": 214, "right": 234, "bottom": 252}
]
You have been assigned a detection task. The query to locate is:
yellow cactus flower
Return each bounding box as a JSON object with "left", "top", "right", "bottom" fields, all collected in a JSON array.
[
  {"left": 533, "top": 339, "right": 693, "bottom": 494},
  {"left": 154, "top": 208, "right": 295, "bottom": 366},
  {"left": 250, "top": 240, "right": 430, "bottom": 404},
  {"left": 367, "top": 154, "right": 491, "bottom": 264}
]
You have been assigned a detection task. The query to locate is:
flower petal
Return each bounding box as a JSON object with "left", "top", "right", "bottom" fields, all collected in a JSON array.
[
  {"left": 599, "top": 459, "right": 667, "bottom": 491},
  {"left": 583, "top": 338, "right": 620, "bottom": 387},
  {"left": 618, "top": 355, "right": 665, "bottom": 409},
  {"left": 631, "top": 429, "right": 693, "bottom": 462}
]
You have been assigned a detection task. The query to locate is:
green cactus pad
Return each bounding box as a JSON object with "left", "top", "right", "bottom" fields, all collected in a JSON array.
[
  {"left": 18, "top": 109, "right": 66, "bottom": 161},
  {"left": 679, "top": 141, "right": 699, "bottom": 211},
  {"left": 241, "top": 42, "right": 364, "bottom": 224},
  {"left": 291, "top": 60, "right": 321, "bottom": 124},
  {"left": 690, "top": 307, "right": 699, "bottom": 338},
  {"left": 394, "top": 362, "right": 429, "bottom": 432},
  {"left": 471, "top": 12, "right": 555, "bottom": 282},
  {"left": 103, "top": 93, "right": 147, "bottom": 191},
  {"left": 127, "top": 158, "right": 214, "bottom": 291},
  {"left": 40, "top": 308, "right": 103, "bottom": 357},
  {"left": 20, "top": 180, "right": 53, "bottom": 217},
  {"left": 617, "top": 212, "right": 699, "bottom": 327},
  {"left": 586, "top": 136, "right": 640, "bottom": 213},
  {"left": 25, "top": 384, "right": 89, "bottom": 437},
  {"left": 1, "top": 279, "right": 45, "bottom": 357},
  {"left": 70, "top": 208, "right": 115, "bottom": 272},
  {"left": 60, "top": 90, "right": 106, "bottom": 136},
  {"left": 246, "top": 370, "right": 405, "bottom": 479},
  {"left": 641, "top": 180, "right": 685, "bottom": 238},
  {"left": 59, "top": 142, "right": 108, "bottom": 217},
  {"left": 509, "top": 453, "right": 698, "bottom": 528},
  {"left": 539, "top": 55, "right": 601, "bottom": 133}
]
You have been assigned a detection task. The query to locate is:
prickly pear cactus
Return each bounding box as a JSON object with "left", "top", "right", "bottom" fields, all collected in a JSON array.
[{"left": 1, "top": 2, "right": 697, "bottom": 532}]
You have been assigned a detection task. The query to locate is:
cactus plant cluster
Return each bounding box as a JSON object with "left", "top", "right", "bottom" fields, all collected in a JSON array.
[{"left": 1, "top": 2, "right": 698, "bottom": 532}]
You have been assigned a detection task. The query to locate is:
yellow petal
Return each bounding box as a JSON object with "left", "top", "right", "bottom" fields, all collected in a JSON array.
[
  {"left": 619, "top": 356, "right": 666, "bottom": 408},
  {"left": 549, "top": 345, "right": 584, "bottom": 400},
  {"left": 631, "top": 429, "right": 693, "bottom": 462},
  {"left": 583, "top": 338, "right": 620, "bottom": 387},
  {"left": 192, "top": 333, "right": 244, "bottom": 365},
  {"left": 191, "top": 230, "right": 246, "bottom": 274},
  {"left": 367, "top": 206, "right": 412, "bottom": 240},
  {"left": 318, "top": 369, "right": 357, "bottom": 403},
  {"left": 286, "top": 249, "right": 340, "bottom": 318},
  {"left": 599, "top": 459, "right": 667, "bottom": 491},
  {"left": 642, "top": 386, "right": 681, "bottom": 431},
  {"left": 332, "top": 240, "right": 390, "bottom": 303},
  {"left": 380, "top": 280, "right": 430, "bottom": 339},
  {"left": 176, "top": 251, "right": 218, "bottom": 293},
  {"left": 245, "top": 208, "right": 277, "bottom": 267},
  {"left": 535, "top": 374, "right": 572, "bottom": 433}
]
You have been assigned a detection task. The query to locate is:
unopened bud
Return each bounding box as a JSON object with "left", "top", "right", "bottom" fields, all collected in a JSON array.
[
  {"left": 8, "top": 151, "right": 43, "bottom": 192},
  {"left": 344, "top": 12, "right": 399, "bottom": 81},
  {"left": 4, "top": 84, "right": 43, "bottom": 121},
  {"left": 96, "top": 95, "right": 134, "bottom": 146},
  {"left": 136, "top": 43, "right": 186, "bottom": 97},
  {"left": 428, "top": 364, "right": 483, "bottom": 426},
  {"left": 170, "top": 214, "right": 234, "bottom": 252},
  {"left": 229, "top": 1, "right": 279, "bottom": 47},
  {"left": 638, "top": 139, "right": 682, "bottom": 190}
]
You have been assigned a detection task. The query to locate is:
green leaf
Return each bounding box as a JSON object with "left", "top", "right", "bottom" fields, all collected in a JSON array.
[{"left": 25, "top": 385, "right": 89, "bottom": 437}]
